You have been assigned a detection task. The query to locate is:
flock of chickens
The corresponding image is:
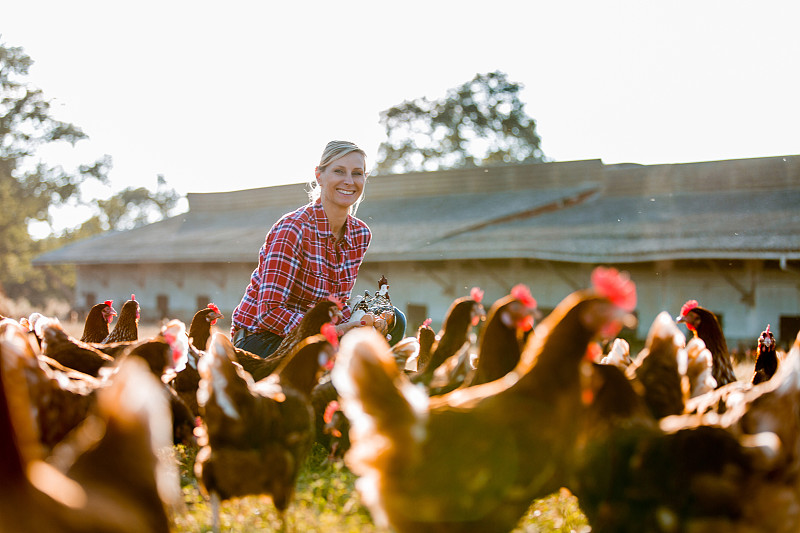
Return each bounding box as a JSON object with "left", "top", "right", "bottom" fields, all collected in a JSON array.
[{"left": 2, "top": 269, "right": 799, "bottom": 533}]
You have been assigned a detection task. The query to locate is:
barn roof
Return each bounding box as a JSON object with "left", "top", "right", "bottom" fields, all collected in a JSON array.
[{"left": 34, "top": 155, "right": 800, "bottom": 266}]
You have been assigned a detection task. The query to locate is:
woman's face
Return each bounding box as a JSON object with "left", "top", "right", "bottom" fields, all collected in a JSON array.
[{"left": 315, "top": 151, "right": 366, "bottom": 212}]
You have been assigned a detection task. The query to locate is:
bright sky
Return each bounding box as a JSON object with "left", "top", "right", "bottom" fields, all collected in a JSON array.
[{"left": 5, "top": 1, "right": 800, "bottom": 231}]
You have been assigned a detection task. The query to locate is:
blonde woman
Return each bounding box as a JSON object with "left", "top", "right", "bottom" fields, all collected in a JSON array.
[{"left": 231, "top": 140, "right": 404, "bottom": 357}]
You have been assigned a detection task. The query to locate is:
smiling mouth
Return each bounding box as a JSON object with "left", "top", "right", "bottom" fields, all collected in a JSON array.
[{"left": 336, "top": 189, "right": 356, "bottom": 195}]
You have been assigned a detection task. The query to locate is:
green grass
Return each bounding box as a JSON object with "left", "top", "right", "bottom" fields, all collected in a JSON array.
[{"left": 168, "top": 444, "right": 590, "bottom": 533}]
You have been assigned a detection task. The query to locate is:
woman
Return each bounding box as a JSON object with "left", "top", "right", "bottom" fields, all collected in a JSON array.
[{"left": 230, "top": 140, "right": 405, "bottom": 357}]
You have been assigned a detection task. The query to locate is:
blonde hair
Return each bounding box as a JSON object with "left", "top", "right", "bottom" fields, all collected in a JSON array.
[{"left": 307, "top": 140, "right": 368, "bottom": 214}]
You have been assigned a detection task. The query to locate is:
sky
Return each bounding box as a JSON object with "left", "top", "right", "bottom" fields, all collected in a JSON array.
[{"left": 4, "top": 1, "right": 800, "bottom": 233}]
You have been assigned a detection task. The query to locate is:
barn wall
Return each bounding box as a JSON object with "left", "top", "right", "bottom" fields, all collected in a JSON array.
[{"left": 76, "top": 258, "right": 800, "bottom": 350}]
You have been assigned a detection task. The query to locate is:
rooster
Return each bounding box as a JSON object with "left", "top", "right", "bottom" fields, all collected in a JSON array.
[
  {"left": 570, "top": 328, "right": 800, "bottom": 533},
  {"left": 80, "top": 300, "right": 117, "bottom": 343},
  {"left": 676, "top": 299, "right": 737, "bottom": 388},
  {"left": 467, "top": 284, "right": 540, "bottom": 387},
  {"left": 752, "top": 324, "right": 779, "bottom": 385},
  {"left": 194, "top": 327, "right": 337, "bottom": 532},
  {"left": 0, "top": 322, "right": 180, "bottom": 533},
  {"left": 331, "top": 267, "right": 637, "bottom": 533},
  {"left": 102, "top": 295, "right": 140, "bottom": 344},
  {"left": 409, "top": 287, "right": 486, "bottom": 388}
]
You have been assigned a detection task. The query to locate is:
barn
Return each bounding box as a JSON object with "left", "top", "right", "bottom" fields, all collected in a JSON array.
[{"left": 34, "top": 154, "right": 800, "bottom": 351}]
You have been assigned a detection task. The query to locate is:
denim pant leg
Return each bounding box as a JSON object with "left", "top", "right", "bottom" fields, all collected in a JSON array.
[
  {"left": 235, "top": 330, "right": 284, "bottom": 359},
  {"left": 387, "top": 306, "right": 407, "bottom": 346}
]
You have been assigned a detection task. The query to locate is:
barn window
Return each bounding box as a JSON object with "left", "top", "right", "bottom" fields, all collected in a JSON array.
[
  {"left": 406, "top": 303, "right": 429, "bottom": 331},
  {"left": 156, "top": 294, "right": 169, "bottom": 321},
  {"left": 780, "top": 316, "right": 800, "bottom": 351}
]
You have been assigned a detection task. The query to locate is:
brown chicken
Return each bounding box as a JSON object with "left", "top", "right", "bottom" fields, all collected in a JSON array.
[
  {"left": 194, "top": 329, "right": 337, "bottom": 531},
  {"left": 36, "top": 317, "right": 116, "bottom": 377},
  {"left": 102, "top": 295, "right": 140, "bottom": 344},
  {"left": 624, "top": 311, "right": 686, "bottom": 419},
  {"left": 188, "top": 303, "right": 224, "bottom": 351},
  {"left": 0, "top": 322, "right": 180, "bottom": 533},
  {"left": 162, "top": 306, "right": 221, "bottom": 418},
  {"left": 400, "top": 318, "right": 437, "bottom": 373},
  {"left": 332, "top": 267, "right": 637, "bottom": 533},
  {"left": 676, "top": 299, "right": 737, "bottom": 388},
  {"left": 467, "top": 284, "right": 540, "bottom": 387},
  {"left": 752, "top": 324, "right": 779, "bottom": 385},
  {"left": 0, "top": 319, "right": 101, "bottom": 452},
  {"left": 234, "top": 297, "right": 343, "bottom": 382},
  {"left": 80, "top": 300, "right": 117, "bottom": 343},
  {"left": 570, "top": 328, "right": 800, "bottom": 533},
  {"left": 409, "top": 288, "right": 486, "bottom": 388}
]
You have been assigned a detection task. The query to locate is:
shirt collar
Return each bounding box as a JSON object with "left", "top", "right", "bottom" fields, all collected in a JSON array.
[{"left": 311, "top": 201, "right": 352, "bottom": 246}]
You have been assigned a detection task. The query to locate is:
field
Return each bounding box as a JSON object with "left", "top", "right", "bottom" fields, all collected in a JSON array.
[
  {"left": 168, "top": 444, "right": 590, "bottom": 533},
  {"left": 67, "top": 321, "right": 756, "bottom": 533}
]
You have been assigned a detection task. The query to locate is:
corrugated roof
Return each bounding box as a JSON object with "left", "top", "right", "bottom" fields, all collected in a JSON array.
[{"left": 34, "top": 156, "right": 800, "bottom": 266}]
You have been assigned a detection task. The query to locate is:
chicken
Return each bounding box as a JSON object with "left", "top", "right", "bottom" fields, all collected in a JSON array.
[
  {"left": 599, "top": 337, "right": 632, "bottom": 370},
  {"left": 115, "top": 319, "right": 195, "bottom": 445},
  {"left": 408, "top": 287, "right": 486, "bottom": 387},
  {"left": 401, "top": 318, "right": 436, "bottom": 373},
  {"left": 36, "top": 317, "right": 116, "bottom": 377},
  {"left": 0, "top": 321, "right": 180, "bottom": 533},
  {"left": 235, "top": 297, "right": 343, "bottom": 381},
  {"left": 331, "top": 267, "right": 637, "bottom": 533},
  {"left": 168, "top": 308, "right": 214, "bottom": 419},
  {"left": 624, "top": 311, "right": 686, "bottom": 419},
  {"left": 102, "top": 294, "right": 140, "bottom": 344},
  {"left": 569, "top": 328, "right": 800, "bottom": 533},
  {"left": 752, "top": 324, "right": 779, "bottom": 385},
  {"left": 0, "top": 319, "right": 101, "bottom": 452},
  {"left": 349, "top": 275, "right": 396, "bottom": 341},
  {"left": 676, "top": 299, "right": 737, "bottom": 388},
  {"left": 80, "top": 300, "right": 117, "bottom": 343},
  {"left": 467, "top": 284, "right": 539, "bottom": 387},
  {"left": 194, "top": 328, "right": 337, "bottom": 531},
  {"left": 188, "top": 303, "right": 224, "bottom": 351}
]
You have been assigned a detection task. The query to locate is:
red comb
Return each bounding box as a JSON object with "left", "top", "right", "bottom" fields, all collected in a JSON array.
[
  {"left": 422, "top": 318, "right": 432, "bottom": 328},
  {"left": 208, "top": 303, "right": 220, "bottom": 314},
  {"left": 470, "top": 287, "right": 484, "bottom": 303},
  {"left": 131, "top": 294, "right": 136, "bottom": 301},
  {"left": 327, "top": 295, "right": 344, "bottom": 310},
  {"left": 321, "top": 322, "right": 339, "bottom": 347},
  {"left": 765, "top": 324, "right": 771, "bottom": 335},
  {"left": 511, "top": 284, "right": 537, "bottom": 308},
  {"left": 680, "top": 300, "right": 699, "bottom": 318},
  {"left": 591, "top": 267, "right": 637, "bottom": 312},
  {"left": 323, "top": 401, "right": 340, "bottom": 425},
  {"left": 104, "top": 300, "right": 113, "bottom": 307}
]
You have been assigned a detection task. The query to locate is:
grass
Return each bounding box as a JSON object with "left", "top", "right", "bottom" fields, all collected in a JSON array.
[{"left": 168, "top": 444, "right": 590, "bottom": 533}]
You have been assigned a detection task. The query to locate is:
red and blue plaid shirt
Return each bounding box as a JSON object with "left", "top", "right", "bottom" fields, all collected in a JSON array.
[{"left": 231, "top": 201, "right": 371, "bottom": 337}]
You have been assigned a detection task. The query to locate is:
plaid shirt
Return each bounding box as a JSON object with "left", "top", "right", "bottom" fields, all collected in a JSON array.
[{"left": 231, "top": 201, "right": 371, "bottom": 337}]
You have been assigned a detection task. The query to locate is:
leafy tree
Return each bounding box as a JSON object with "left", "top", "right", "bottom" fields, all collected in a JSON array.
[
  {"left": 375, "top": 71, "right": 547, "bottom": 175},
  {"left": 0, "top": 39, "right": 179, "bottom": 306}
]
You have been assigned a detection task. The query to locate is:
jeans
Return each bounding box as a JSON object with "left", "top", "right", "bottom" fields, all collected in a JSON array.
[
  {"left": 234, "top": 329, "right": 284, "bottom": 358},
  {"left": 233, "top": 305, "right": 407, "bottom": 357}
]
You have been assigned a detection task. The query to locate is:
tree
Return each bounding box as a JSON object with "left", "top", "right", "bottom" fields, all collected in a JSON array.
[
  {"left": 375, "top": 71, "right": 547, "bottom": 175},
  {"left": 0, "top": 39, "right": 179, "bottom": 307}
]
